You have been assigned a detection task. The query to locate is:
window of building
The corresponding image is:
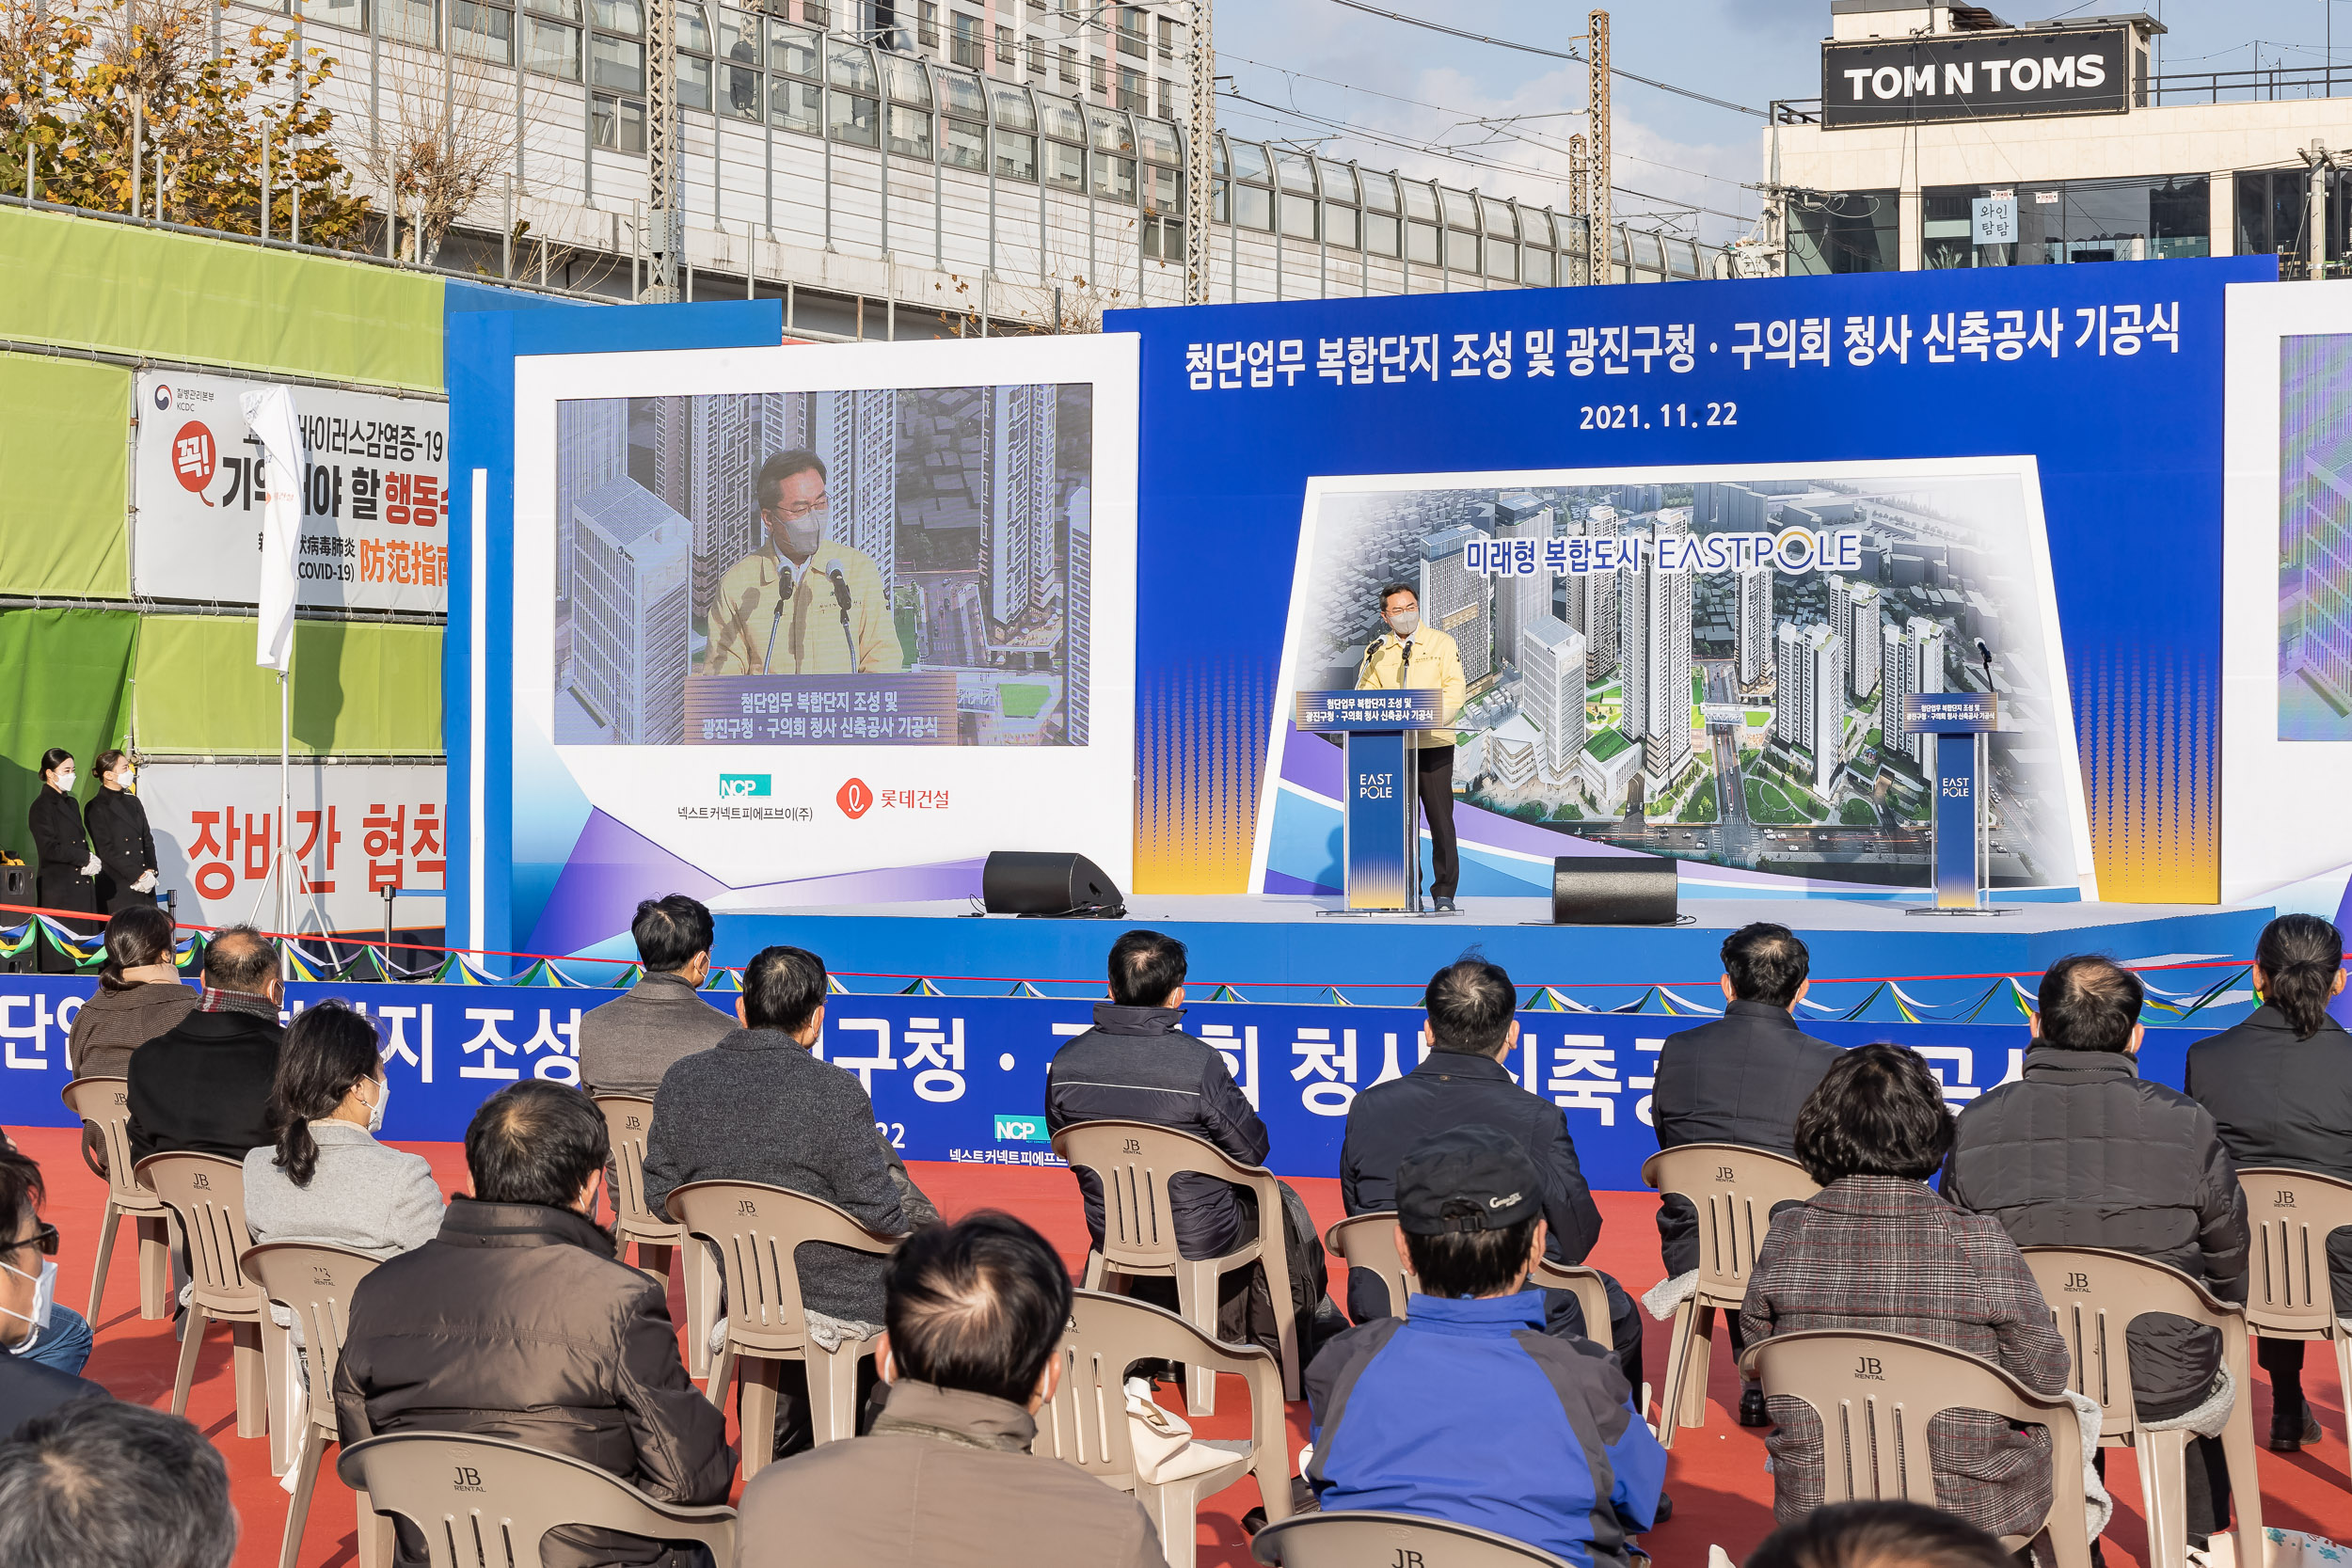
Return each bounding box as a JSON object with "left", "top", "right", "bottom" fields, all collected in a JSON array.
[
  {"left": 1026, "top": 37, "right": 1046, "bottom": 76},
  {"left": 1440, "top": 186, "right": 1479, "bottom": 273},
  {"left": 716, "top": 7, "right": 758, "bottom": 117},
  {"left": 828, "top": 41, "right": 881, "bottom": 146},
  {"left": 936, "top": 68, "right": 986, "bottom": 168},
  {"left": 799, "top": 0, "right": 828, "bottom": 25},
  {"left": 1117, "top": 65, "right": 1147, "bottom": 112},
  {"left": 591, "top": 91, "right": 645, "bottom": 153},
  {"left": 310, "top": 0, "right": 367, "bottom": 33},
  {"left": 1088, "top": 54, "right": 1106, "bottom": 97},
  {"left": 1784, "top": 189, "right": 1898, "bottom": 275},
  {"left": 1229, "top": 139, "right": 1273, "bottom": 230},
  {"left": 1156, "top": 12, "right": 1182, "bottom": 60},
  {"left": 1921, "top": 174, "right": 2210, "bottom": 269},
  {"left": 994, "top": 25, "right": 1015, "bottom": 77},
  {"left": 884, "top": 55, "right": 935, "bottom": 160},
  {"left": 992, "top": 83, "right": 1038, "bottom": 180},
  {"left": 523, "top": 8, "right": 580, "bottom": 79},
  {"left": 1038, "top": 91, "right": 1086, "bottom": 189},
  {"left": 2237, "top": 168, "right": 2313, "bottom": 269},
  {"left": 1116, "top": 5, "right": 1146, "bottom": 56},
  {"left": 590, "top": 31, "right": 644, "bottom": 93},
  {"left": 1059, "top": 44, "right": 1077, "bottom": 85},
  {"left": 678, "top": 52, "right": 710, "bottom": 111},
  {"left": 673, "top": 1, "right": 707, "bottom": 52},
  {"left": 381, "top": 0, "right": 437, "bottom": 46},
  {"left": 452, "top": 0, "right": 514, "bottom": 63},
  {"left": 1088, "top": 106, "right": 1136, "bottom": 200},
  {"left": 950, "top": 11, "right": 984, "bottom": 69},
  {"left": 1523, "top": 240, "right": 1552, "bottom": 285},
  {"left": 916, "top": 1, "right": 939, "bottom": 48},
  {"left": 1140, "top": 126, "right": 1183, "bottom": 260}
]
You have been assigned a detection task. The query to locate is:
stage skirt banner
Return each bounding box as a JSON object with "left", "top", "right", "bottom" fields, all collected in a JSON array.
[{"left": 1, "top": 975, "right": 2221, "bottom": 1191}]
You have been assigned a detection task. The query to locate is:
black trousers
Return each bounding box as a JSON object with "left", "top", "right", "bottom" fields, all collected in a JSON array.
[{"left": 1417, "top": 744, "right": 1458, "bottom": 900}]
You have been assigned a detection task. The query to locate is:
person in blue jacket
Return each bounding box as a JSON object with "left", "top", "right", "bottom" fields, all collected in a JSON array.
[{"left": 1304, "top": 1124, "right": 1667, "bottom": 1568}]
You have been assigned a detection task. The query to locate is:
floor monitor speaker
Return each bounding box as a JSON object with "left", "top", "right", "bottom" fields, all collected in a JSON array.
[
  {"left": 1550, "top": 856, "right": 1678, "bottom": 926},
  {"left": 981, "top": 851, "right": 1127, "bottom": 918}
]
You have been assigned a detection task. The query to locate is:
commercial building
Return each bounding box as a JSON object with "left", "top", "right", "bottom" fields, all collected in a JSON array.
[
  {"left": 1617, "top": 511, "right": 1693, "bottom": 795},
  {"left": 1880, "top": 612, "right": 1947, "bottom": 769},
  {"left": 1564, "top": 504, "right": 1621, "bottom": 682},
  {"left": 1771, "top": 2, "right": 2352, "bottom": 279},
  {"left": 1834, "top": 576, "right": 1883, "bottom": 697},
  {"left": 988, "top": 383, "right": 1056, "bottom": 624},
  {"left": 1420, "top": 523, "right": 1495, "bottom": 687},
  {"left": 1519, "top": 616, "right": 1588, "bottom": 785},
  {"left": 570, "top": 476, "right": 694, "bottom": 744},
  {"left": 1493, "top": 492, "right": 1556, "bottom": 669},
  {"left": 1734, "top": 562, "right": 1773, "bottom": 688}
]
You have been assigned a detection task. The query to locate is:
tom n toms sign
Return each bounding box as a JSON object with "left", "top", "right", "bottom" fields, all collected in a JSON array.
[{"left": 1822, "top": 26, "right": 2136, "bottom": 128}]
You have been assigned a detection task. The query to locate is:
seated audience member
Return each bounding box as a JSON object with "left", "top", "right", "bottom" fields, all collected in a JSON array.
[
  {"left": 0, "top": 1400, "right": 234, "bottom": 1568},
  {"left": 579, "top": 895, "right": 737, "bottom": 1097},
  {"left": 1748, "top": 1501, "right": 2015, "bottom": 1568},
  {"left": 243, "top": 1001, "right": 444, "bottom": 1261},
  {"left": 1946, "top": 954, "right": 2248, "bottom": 1546},
  {"left": 335, "top": 1082, "right": 732, "bottom": 1568},
  {"left": 1307, "top": 1125, "right": 1664, "bottom": 1565},
  {"left": 1651, "top": 922, "right": 1842, "bottom": 1426},
  {"left": 67, "top": 905, "right": 193, "bottom": 1082},
  {"left": 1045, "top": 928, "right": 1335, "bottom": 1359},
  {"left": 1742, "top": 1044, "right": 2069, "bottom": 1540},
  {"left": 641, "top": 943, "right": 928, "bottom": 1454},
  {"left": 2185, "top": 912, "right": 2352, "bottom": 1451},
  {"left": 0, "top": 1148, "right": 105, "bottom": 1421},
  {"left": 737, "top": 1212, "right": 1162, "bottom": 1568},
  {"left": 125, "top": 925, "right": 283, "bottom": 1164},
  {"left": 1339, "top": 955, "right": 1644, "bottom": 1385}
]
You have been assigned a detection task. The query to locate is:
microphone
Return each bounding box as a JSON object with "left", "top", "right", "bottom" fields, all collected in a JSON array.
[{"left": 828, "top": 566, "right": 854, "bottom": 646}]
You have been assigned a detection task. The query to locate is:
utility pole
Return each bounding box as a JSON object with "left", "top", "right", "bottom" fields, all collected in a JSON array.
[
  {"left": 1587, "top": 8, "right": 1611, "bottom": 286},
  {"left": 644, "top": 0, "right": 681, "bottom": 301},
  {"left": 1567, "top": 133, "right": 1587, "bottom": 281},
  {"left": 1184, "top": 0, "right": 1214, "bottom": 305}
]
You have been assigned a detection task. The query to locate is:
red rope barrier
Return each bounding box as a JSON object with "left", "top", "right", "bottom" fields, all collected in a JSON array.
[{"left": 0, "top": 899, "right": 2281, "bottom": 994}]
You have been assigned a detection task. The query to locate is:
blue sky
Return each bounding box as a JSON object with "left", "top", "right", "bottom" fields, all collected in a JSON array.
[{"left": 1214, "top": 1, "right": 2352, "bottom": 245}]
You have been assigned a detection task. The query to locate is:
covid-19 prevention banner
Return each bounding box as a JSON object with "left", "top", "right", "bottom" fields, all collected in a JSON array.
[
  {"left": 1, "top": 975, "right": 2227, "bottom": 1190},
  {"left": 134, "top": 371, "right": 449, "bottom": 613}
]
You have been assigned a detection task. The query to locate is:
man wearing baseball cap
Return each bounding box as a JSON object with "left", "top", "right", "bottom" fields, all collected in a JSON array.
[{"left": 1303, "top": 1125, "right": 1666, "bottom": 1566}]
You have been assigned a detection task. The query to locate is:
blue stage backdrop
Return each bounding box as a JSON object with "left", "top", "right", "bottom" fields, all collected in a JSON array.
[
  {"left": 1, "top": 976, "right": 2228, "bottom": 1191},
  {"left": 1108, "top": 258, "right": 2273, "bottom": 910}
]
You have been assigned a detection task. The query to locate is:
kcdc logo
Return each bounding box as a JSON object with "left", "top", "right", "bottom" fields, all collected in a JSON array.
[
  {"left": 718, "top": 773, "right": 771, "bottom": 799},
  {"left": 836, "top": 778, "right": 873, "bottom": 819},
  {"left": 151, "top": 383, "right": 172, "bottom": 411}
]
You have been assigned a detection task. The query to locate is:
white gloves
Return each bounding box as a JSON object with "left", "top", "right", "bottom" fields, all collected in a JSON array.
[
  {"left": 133, "top": 870, "right": 157, "bottom": 893},
  {"left": 80, "top": 854, "right": 101, "bottom": 877}
]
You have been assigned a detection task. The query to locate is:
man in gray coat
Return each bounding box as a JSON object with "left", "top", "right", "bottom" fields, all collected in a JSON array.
[
  {"left": 578, "top": 895, "right": 736, "bottom": 1096},
  {"left": 641, "top": 943, "right": 936, "bottom": 1456}
]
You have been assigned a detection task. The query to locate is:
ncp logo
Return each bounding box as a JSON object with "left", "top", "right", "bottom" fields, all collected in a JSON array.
[
  {"left": 718, "top": 773, "right": 771, "bottom": 799},
  {"left": 836, "top": 778, "right": 873, "bottom": 819},
  {"left": 994, "top": 1114, "right": 1047, "bottom": 1144},
  {"left": 151, "top": 382, "right": 172, "bottom": 411}
]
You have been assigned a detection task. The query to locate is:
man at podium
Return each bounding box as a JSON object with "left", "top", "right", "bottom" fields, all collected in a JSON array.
[{"left": 1358, "top": 584, "right": 1468, "bottom": 911}]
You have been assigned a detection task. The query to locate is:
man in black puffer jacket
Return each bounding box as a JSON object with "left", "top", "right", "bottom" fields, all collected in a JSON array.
[
  {"left": 1045, "top": 929, "right": 1334, "bottom": 1361},
  {"left": 1945, "top": 954, "right": 2249, "bottom": 1548}
]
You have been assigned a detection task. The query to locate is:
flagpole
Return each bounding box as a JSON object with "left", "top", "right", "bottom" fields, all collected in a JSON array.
[{"left": 278, "top": 664, "right": 292, "bottom": 982}]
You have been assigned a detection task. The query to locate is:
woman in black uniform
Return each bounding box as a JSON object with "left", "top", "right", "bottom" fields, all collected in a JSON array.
[
  {"left": 27, "top": 748, "right": 99, "bottom": 973},
  {"left": 85, "top": 750, "right": 158, "bottom": 914}
]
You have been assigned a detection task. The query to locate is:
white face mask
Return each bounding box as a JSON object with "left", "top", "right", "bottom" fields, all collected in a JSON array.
[
  {"left": 1, "top": 1256, "right": 56, "bottom": 1334},
  {"left": 53, "top": 771, "right": 74, "bottom": 792},
  {"left": 1387, "top": 610, "right": 1421, "bottom": 638},
  {"left": 116, "top": 767, "right": 135, "bottom": 786},
  {"left": 365, "top": 1077, "right": 389, "bottom": 1133}
]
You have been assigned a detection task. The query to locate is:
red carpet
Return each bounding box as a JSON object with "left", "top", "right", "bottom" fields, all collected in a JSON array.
[{"left": 8, "top": 1124, "right": 2346, "bottom": 1567}]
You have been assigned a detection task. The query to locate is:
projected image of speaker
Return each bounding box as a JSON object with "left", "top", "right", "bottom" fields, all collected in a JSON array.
[
  {"left": 1551, "top": 856, "right": 1677, "bottom": 926},
  {"left": 981, "top": 851, "right": 1128, "bottom": 918}
]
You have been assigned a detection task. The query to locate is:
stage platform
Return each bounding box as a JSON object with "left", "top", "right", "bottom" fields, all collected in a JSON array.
[{"left": 700, "top": 894, "right": 2275, "bottom": 1005}]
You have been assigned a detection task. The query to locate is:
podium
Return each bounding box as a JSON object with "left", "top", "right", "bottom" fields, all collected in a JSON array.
[
  {"left": 1900, "top": 691, "right": 2015, "bottom": 916},
  {"left": 1295, "top": 689, "right": 1452, "bottom": 914}
]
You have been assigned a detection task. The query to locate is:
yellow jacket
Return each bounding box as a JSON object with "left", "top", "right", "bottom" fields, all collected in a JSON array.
[
  {"left": 705, "top": 539, "right": 902, "bottom": 676},
  {"left": 1356, "top": 624, "right": 1466, "bottom": 749}
]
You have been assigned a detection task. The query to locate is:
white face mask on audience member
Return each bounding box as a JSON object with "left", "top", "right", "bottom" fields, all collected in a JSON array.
[{"left": 0, "top": 1214, "right": 57, "bottom": 1349}]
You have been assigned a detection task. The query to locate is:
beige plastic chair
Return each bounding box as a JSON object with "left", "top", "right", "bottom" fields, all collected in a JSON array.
[
  {"left": 2238, "top": 1166, "right": 2352, "bottom": 1486},
  {"left": 662, "top": 1180, "right": 901, "bottom": 1481},
  {"left": 1640, "top": 1143, "right": 1820, "bottom": 1447},
  {"left": 591, "top": 1093, "right": 719, "bottom": 1380},
  {"left": 1053, "top": 1119, "right": 1301, "bottom": 1417},
  {"left": 1324, "top": 1211, "right": 1613, "bottom": 1348},
  {"left": 135, "top": 1151, "right": 293, "bottom": 1474},
  {"left": 2021, "top": 1245, "right": 2264, "bottom": 1568},
  {"left": 336, "top": 1431, "right": 737, "bottom": 1568},
  {"left": 1252, "top": 1511, "right": 1573, "bottom": 1568},
  {"left": 59, "top": 1077, "right": 174, "bottom": 1321},
  {"left": 1741, "top": 1326, "right": 2091, "bottom": 1568},
  {"left": 243, "top": 1242, "right": 392, "bottom": 1568},
  {"left": 1032, "top": 1289, "right": 1293, "bottom": 1568}
]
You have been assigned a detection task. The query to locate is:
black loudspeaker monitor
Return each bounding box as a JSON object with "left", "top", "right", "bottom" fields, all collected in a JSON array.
[
  {"left": 981, "top": 851, "right": 1127, "bottom": 918},
  {"left": 1551, "top": 856, "right": 1678, "bottom": 926}
]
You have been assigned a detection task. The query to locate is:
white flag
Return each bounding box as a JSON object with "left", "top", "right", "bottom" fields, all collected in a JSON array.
[{"left": 243, "top": 387, "right": 304, "bottom": 671}]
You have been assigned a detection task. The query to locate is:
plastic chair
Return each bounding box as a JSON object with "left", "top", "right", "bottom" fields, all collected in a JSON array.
[
  {"left": 1325, "top": 1211, "right": 1613, "bottom": 1348},
  {"left": 2238, "top": 1166, "right": 2352, "bottom": 1487},
  {"left": 1252, "top": 1511, "right": 1573, "bottom": 1568},
  {"left": 1053, "top": 1119, "right": 1301, "bottom": 1416},
  {"left": 1741, "top": 1327, "right": 2091, "bottom": 1568},
  {"left": 2020, "top": 1245, "right": 2264, "bottom": 1568},
  {"left": 591, "top": 1093, "right": 719, "bottom": 1380},
  {"left": 58, "top": 1076, "right": 174, "bottom": 1321},
  {"left": 1032, "top": 1289, "right": 1293, "bottom": 1568},
  {"left": 662, "top": 1180, "right": 901, "bottom": 1481},
  {"left": 134, "top": 1151, "right": 294, "bottom": 1474},
  {"left": 243, "top": 1242, "right": 391, "bottom": 1568},
  {"left": 1640, "top": 1143, "right": 1820, "bottom": 1447},
  {"left": 337, "top": 1431, "right": 737, "bottom": 1568}
]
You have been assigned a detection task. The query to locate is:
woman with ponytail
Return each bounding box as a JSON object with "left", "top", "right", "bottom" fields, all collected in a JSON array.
[
  {"left": 241, "top": 1001, "right": 443, "bottom": 1263},
  {"left": 2185, "top": 912, "right": 2352, "bottom": 1452}
]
